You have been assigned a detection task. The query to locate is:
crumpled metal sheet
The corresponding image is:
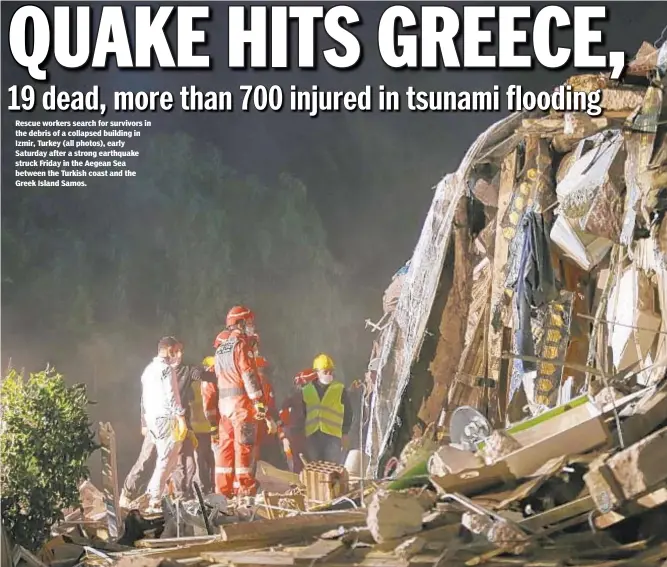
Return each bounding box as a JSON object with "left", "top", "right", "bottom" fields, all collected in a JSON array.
[
  {"left": 620, "top": 86, "right": 662, "bottom": 245},
  {"left": 365, "top": 111, "right": 528, "bottom": 477},
  {"left": 657, "top": 42, "right": 667, "bottom": 75},
  {"left": 650, "top": 268, "right": 667, "bottom": 385},
  {"left": 556, "top": 130, "right": 625, "bottom": 243}
]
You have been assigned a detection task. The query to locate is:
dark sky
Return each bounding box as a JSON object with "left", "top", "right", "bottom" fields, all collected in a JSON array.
[{"left": 3, "top": 1, "right": 665, "bottom": 283}]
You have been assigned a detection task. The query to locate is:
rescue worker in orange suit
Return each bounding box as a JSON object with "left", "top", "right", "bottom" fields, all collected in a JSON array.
[
  {"left": 302, "top": 354, "right": 353, "bottom": 465},
  {"left": 277, "top": 368, "right": 317, "bottom": 473},
  {"left": 203, "top": 305, "right": 266, "bottom": 501}
]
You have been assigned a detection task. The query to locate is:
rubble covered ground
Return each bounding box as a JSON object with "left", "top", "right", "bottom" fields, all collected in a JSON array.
[{"left": 6, "top": 40, "right": 667, "bottom": 567}]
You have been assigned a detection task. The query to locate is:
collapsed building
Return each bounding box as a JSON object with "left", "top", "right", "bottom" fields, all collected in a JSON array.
[{"left": 364, "top": 41, "right": 667, "bottom": 478}]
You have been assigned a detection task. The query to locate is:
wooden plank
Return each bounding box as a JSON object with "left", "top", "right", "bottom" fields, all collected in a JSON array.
[
  {"left": 201, "top": 551, "right": 295, "bottom": 565},
  {"left": 508, "top": 396, "right": 597, "bottom": 447},
  {"left": 603, "top": 425, "right": 667, "bottom": 502},
  {"left": 583, "top": 453, "right": 625, "bottom": 512},
  {"left": 418, "top": 197, "right": 473, "bottom": 423},
  {"left": 98, "top": 422, "right": 122, "bottom": 540},
  {"left": 498, "top": 327, "right": 512, "bottom": 425},
  {"left": 135, "top": 535, "right": 220, "bottom": 548},
  {"left": 393, "top": 537, "right": 427, "bottom": 561},
  {"left": 595, "top": 486, "right": 667, "bottom": 530},
  {"left": 486, "top": 149, "right": 518, "bottom": 426},
  {"left": 500, "top": 406, "right": 610, "bottom": 480},
  {"left": 429, "top": 461, "right": 513, "bottom": 497},
  {"left": 125, "top": 538, "right": 302, "bottom": 560},
  {"left": 451, "top": 264, "right": 492, "bottom": 410},
  {"left": 219, "top": 511, "right": 367, "bottom": 543},
  {"left": 519, "top": 496, "right": 594, "bottom": 531},
  {"left": 601, "top": 88, "right": 647, "bottom": 112},
  {"left": 556, "top": 114, "right": 610, "bottom": 148},
  {"left": 620, "top": 383, "right": 667, "bottom": 446},
  {"left": 292, "top": 539, "right": 347, "bottom": 563},
  {"left": 375, "top": 524, "right": 460, "bottom": 553},
  {"left": 578, "top": 542, "right": 667, "bottom": 567}
]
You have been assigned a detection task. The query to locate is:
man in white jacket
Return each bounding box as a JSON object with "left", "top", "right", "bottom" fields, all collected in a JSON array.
[{"left": 141, "top": 336, "right": 187, "bottom": 512}]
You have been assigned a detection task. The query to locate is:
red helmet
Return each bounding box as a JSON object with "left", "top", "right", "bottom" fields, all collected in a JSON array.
[
  {"left": 226, "top": 305, "right": 254, "bottom": 328},
  {"left": 294, "top": 368, "right": 317, "bottom": 387}
]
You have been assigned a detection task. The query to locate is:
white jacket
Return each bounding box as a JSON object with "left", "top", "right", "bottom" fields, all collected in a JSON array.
[{"left": 140, "top": 356, "right": 185, "bottom": 423}]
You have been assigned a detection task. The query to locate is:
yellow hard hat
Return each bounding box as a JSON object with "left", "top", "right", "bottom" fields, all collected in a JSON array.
[
  {"left": 313, "top": 353, "right": 335, "bottom": 372},
  {"left": 202, "top": 356, "right": 215, "bottom": 367}
]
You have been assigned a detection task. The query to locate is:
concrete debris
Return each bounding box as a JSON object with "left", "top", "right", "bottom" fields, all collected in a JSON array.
[
  {"left": 366, "top": 489, "right": 424, "bottom": 543},
  {"left": 427, "top": 445, "right": 484, "bottom": 476},
  {"left": 478, "top": 430, "right": 522, "bottom": 465}
]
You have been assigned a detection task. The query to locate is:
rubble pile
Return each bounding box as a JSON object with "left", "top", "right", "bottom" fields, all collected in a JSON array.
[
  {"left": 364, "top": 40, "right": 667, "bottom": 470},
  {"left": 6, "top": 40, "right": 667, "bottom": 567}
]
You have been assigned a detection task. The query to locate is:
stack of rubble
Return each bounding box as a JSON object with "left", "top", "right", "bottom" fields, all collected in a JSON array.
[
  {"left": 16, "top": 431, "right": 667, "bottom": 567},
  {"left": 8, "top": 40, "right": 667, "bottom": 567},
  {"left": 365, "top": 40, "right": 667, "bottom": 469}
]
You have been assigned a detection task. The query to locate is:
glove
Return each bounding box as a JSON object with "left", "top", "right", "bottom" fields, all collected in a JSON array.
[
  {"left": 209, "top": 423, "right": 219, "bottom": 444},
  {"left": 281, "top": 437, "right": 292, "bottom": 455},
  {"left": 341, "top": 434, "right": 350, "bottom": 452},
  {"left": 171, "top": 416, "right": 188, "bottom": 442},
  {"left": 266, "top": 418, "right": 277, "bottom": 435},
  {"left": 254, "top": 402, "right": 267, "bottom": 421}
]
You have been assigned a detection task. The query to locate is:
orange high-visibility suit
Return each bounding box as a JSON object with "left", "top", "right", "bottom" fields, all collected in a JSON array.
[
  {"left": 203, "top": 328, "right": 265, "bottom": 497},
  {"left": 248, "top": 336, "right": 286, "bottom": 463}
]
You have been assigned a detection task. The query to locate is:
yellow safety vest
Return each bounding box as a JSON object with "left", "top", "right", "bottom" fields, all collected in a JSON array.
[
  {"left": 190, "top": 384, "right": 211, "bottom": 434},
  {"left": 303, "top": 381, "right": 345, "bottom": 438}
]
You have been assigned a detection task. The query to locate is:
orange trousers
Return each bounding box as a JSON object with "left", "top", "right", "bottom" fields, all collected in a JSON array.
[{"left": 214, "top": 412, "right": 258, "bottom": 497}]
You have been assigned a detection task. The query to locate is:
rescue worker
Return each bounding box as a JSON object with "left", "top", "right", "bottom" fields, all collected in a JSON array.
[
  {"left": 173, "top": 357, "right": 216, "bottom": 496},
  {"left": 201, "top": 365, "right": 219, "bottom": 489},
  {"left": 203, "top": 305, "right": 266, "bottom": 501},
  {"left": 170, "top": 344, "right": 216, "bottom": 499},
  {"left": 302, "top": 354, "right": 353, "bottom": 464},
  {"left": 141, "top": 336, "right": 187, "bottom": 513},
  {"left": 248, "top": 335, "right": 284, "bottom": 467},
  {"left": 121, "top": 342, "right": 212, "bottom": 507},
  {"left": 277, "top": 368, "right": 316, "bottom": 473}
]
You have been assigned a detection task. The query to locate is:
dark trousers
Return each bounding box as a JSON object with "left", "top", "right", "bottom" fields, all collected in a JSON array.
[
  {"left": 306, "top": 431, "right": 344, "bottom": 464},
  {"left": 122, "top": 434, "right": 156, "bottom": 499},
  {"left": 256, "top": 437, "right": 289, "bottom": 470},
  {"left": 194, "top": 432, "right": 215, "bottom": 495},
  {"left": 172, "top": 432, "right": 215, "bottom": 498}
]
